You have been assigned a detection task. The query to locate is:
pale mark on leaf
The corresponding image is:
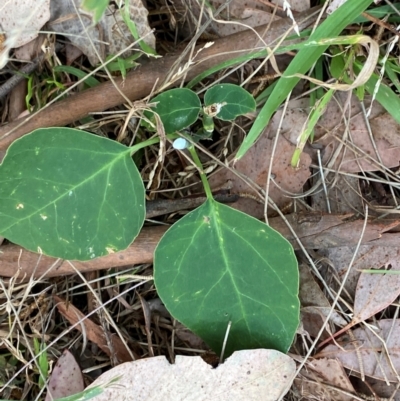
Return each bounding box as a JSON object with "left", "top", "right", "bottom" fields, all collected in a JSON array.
[
  {"left": 203, "top": 216, "right": 211, "bottom": 224},
  {"left": 106, "top": 246, "right": 116, "bottom": 254}
]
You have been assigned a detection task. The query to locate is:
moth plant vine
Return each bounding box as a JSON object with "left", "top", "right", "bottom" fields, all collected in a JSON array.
[{"left": 0, "top": 83, "right": 299, "bottom": 356}]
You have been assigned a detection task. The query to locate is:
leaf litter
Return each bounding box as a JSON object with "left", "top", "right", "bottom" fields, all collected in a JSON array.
[
  {"left": 2, "top": 1, "right": 400, "bottom": 401},
  {"left": 316, "top": 319, "right": 400, "bottom": 383}
]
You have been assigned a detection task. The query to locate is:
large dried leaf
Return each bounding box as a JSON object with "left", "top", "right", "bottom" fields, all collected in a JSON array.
[
  {"left": 0, "top": 0, "right": 50, "bottom": 48},
  {"left": 314, "top": 93, "right": 400, "bottom": 173},
  {"left": 0, "top": 0, "right": 50, "bottom": 67},
  {"left": 173, "top": 0, "right": 278, "bottom": 37},
  {"left": 182, "top": 0, "right": 309, "bottom": 37},
  {"left": 353, "top": 263, "right": 400, "bottom": 324},
  {"left": 320, "top": 245, "right": 400, "bottom": 297},
  {"left": 49, "top": 0, "right": 155, "bottom": 66},
  {"left": 209, "top": 134, "right": 311, "bottom": 218},
  {"left": 316, "top": 319, "right": 400, "bottom": 382},
  {"left": 88, "top": 349, "right": 295, "bottom": 401},
  {"left": 210, "top": 3, "right": 279, "bottom": 37}
]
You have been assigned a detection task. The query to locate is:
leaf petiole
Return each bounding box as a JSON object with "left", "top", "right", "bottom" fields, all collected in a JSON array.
[
  {"left": 187, "top": 145, "right": 213, "bottom": 200},
  {"left": 129, "top": 133, "right": 179, "bottom": 155}
]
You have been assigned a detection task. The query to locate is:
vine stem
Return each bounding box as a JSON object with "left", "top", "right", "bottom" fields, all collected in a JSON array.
[
  {"left": 129, "top": 133, "right": 179, "bottom": 155},
  {"left": 188, "top": 145, "right": 213, "bottom": 200}
]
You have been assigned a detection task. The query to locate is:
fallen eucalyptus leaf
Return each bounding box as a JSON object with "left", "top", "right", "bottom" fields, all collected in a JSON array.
[{"left": 88, "top": 349, "right": 295, "bottom": 401}]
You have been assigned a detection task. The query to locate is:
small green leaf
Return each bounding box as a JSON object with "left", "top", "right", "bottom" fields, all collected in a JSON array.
[
  {"left": 82, "top": 0, "right": 109, "bottom": 24},
  {"left": 204, "top": 84, "right": 256, "bottom": 121},
  {"left": 0, "top": 128, "right": 145, "bottom": 261},
  {"left": 149, "top": 88, "right": 201, "bottom": 134},
  {"left": 154, "top": 199, "right": 299, "bottom": 356}
]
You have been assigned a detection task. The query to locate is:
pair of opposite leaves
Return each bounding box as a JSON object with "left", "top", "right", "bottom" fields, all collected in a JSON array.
[{"left": 0, "top": 125, "right": 299, "bottom": 355}]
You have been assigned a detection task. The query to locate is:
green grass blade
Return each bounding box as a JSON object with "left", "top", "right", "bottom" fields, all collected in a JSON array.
[
  {"left": 291, "top": 88, "right": 334, "bottom": 168},
  {"left": 331, "top": 54, "right": 400, "bottom": 124},
  {"left": 384, "top": 61, "right": 400, "bottom": 94},
  {"left": 53, "top": 66, "right": 101, "bottom": 88},
  {"left": 235, "top": 0, "right": 375, "bottom": 161},
  {"left": 353, "top": 60, "right": 400, "bottom": 124},
  {"left": 121, "top": 0, "right": 156, "bottom": 56},
  {"left": 81, "top": 0, "right": 109, "bottom": 24}
]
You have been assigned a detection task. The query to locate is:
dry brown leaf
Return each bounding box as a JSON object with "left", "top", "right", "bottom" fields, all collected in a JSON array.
[
  {"left": 352, "top": 264, "right": 400, "bottom": 325},
  {"left": 299, "top": 265, "right": 347, "bottom": 339},
  {"left": 211, "top": 6, "right": 279, "bottom": 37},
  {"left": 320, "top": 244, "right": 400, "bottom": 297},
  {"left": 53, "top": 295, "right": 136, "bottom": 363},
  {"left": 65, "top": 42, "right": 84, "bottom": 65},
  {"left": 174, "top": 322, "right": 208, "bottom": 350},
  {"left": 212, "top": 0, "right": 271, "bottom": 14},
  {"left": 354, "top": 376, "right": 400, "bottom": 400},
  {"left": 0, "top": 0, "right": 50, "bottom": 67},
  {"left": 314, "top": 94, "right": 400, "bottom": 173},
  {"left": 295, "top": 358, "right": 356, "bottom": 401},
  {"left": 88, "top": 349, "right": 295, "bottom": 400},
  {"left": 311, "top": 175, "right": 364, "bottom": 214},
  {"left": 316, "top": 319, "right": 400, "bottom": 382},
  {"left": 274, "top": 0, "right": 310, "bottom": 12},
  {"left": 13, "top": 35, "right": 44, "bottom": 61},
  {"left": 44, "top": 349, "right": 84, "bottom": 401},
  {"left": 174, "top": 0, "right": 279, "bottom": 38},
  {"left": 49, "top": 0, "right": 155, "bottom": 66},
  {"left": 209, "top": 133, "right": 311, "bottom": 218},
  {"left": 278, "top": 94, "right": 400, "bottom": 174},
  {"left": 299, "top": 265, "right": 332, "bottom": 308}
]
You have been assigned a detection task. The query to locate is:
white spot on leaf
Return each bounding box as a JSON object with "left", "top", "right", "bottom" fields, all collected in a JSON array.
[
  {"left": 106, "top": 246, "right": 116, "bottom": 254},
  {"left": 16, "top": 203, "right": 24, "bottom": 209}
]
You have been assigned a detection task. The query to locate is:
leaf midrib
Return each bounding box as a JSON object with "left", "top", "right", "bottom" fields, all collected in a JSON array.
[{"left": 209, "top": 202, "right": 290, "bottom": 335}]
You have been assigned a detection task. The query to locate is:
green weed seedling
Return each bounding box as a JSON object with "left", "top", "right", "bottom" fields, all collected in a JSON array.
[
  {"left": 33, "top": 338, "right": 49, "bottom": 390},
  {"left": 0, "top": 83, "right": 299, "bottom": 356}
]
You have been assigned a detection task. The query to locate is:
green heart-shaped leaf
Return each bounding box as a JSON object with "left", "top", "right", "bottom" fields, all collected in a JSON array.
[
  {"left": 204, "top": 84, "right": 256, "bottom": 121},
  {"left": 0, "top": 127, "right": 145, "bottom": 261},
  {"left": 154, "top": 199, "right": 299, "bottom": 356},
  {"left": 149, "top": 88, "right": 201, "bottom": 133}
]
